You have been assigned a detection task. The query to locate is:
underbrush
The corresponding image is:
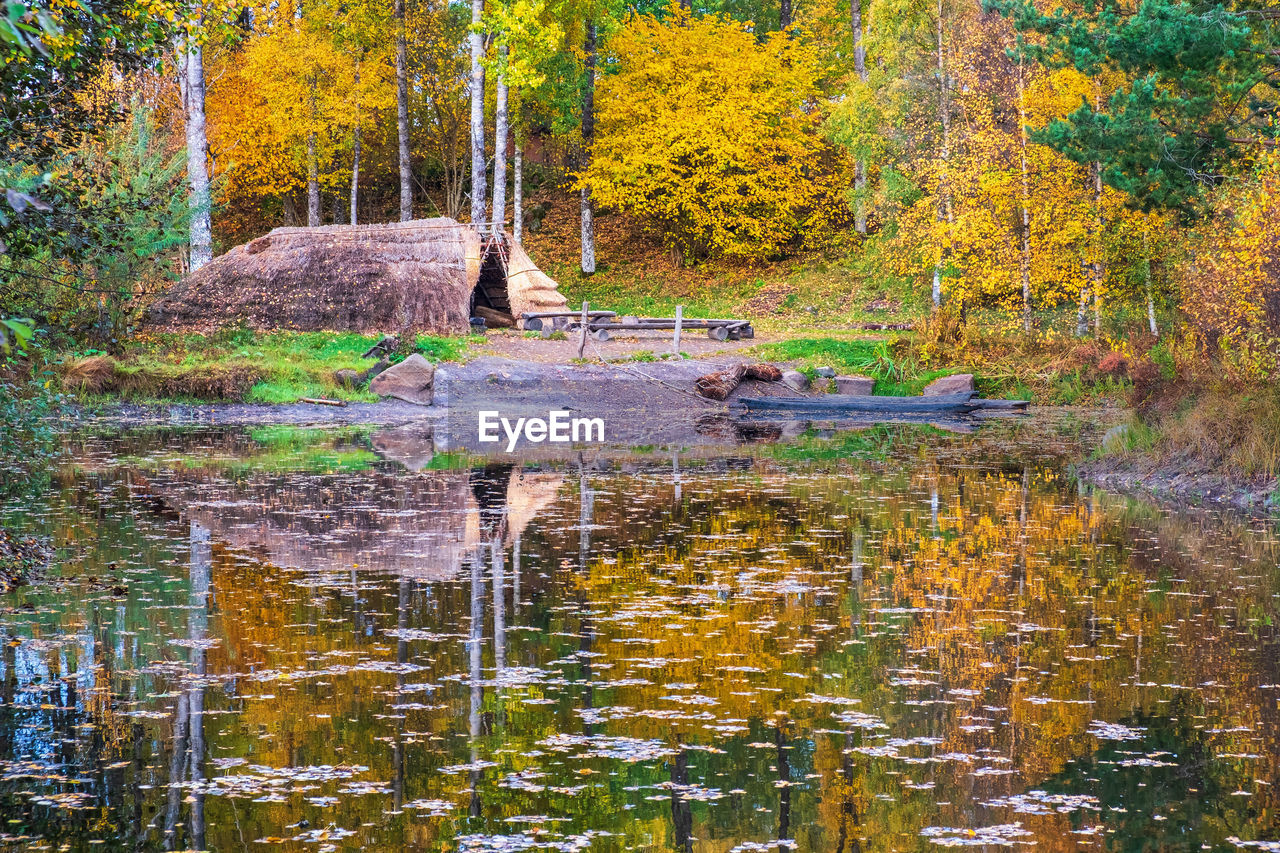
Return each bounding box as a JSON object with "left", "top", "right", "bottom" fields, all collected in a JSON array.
[
  {"left": 1104, "top": 388, "right": 1280, "bottom": 483},
  {"left": 750, "top": 322, "right": 1141, "bottom": 403},
  {"left": 57, "top": 329, "right": 477, "bottom": 404}
]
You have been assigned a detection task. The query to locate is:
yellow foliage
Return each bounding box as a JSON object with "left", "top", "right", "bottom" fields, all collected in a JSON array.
[
  {"left": 583, "top": 8, "right": 850, "bottom": 264},
  {"left": 1180, "top": 151, "right": 1280, "bottom": 380}
]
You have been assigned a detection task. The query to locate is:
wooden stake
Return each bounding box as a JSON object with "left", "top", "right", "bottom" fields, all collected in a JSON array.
[
  {"left": 577, "top": 300, "right": 588, "bottom": 359},
  {"left": 673, "top": 304, "right": 683, "bottom": 356}
]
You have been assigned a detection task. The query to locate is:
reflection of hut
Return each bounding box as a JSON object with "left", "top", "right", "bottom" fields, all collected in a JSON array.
[
  {"left": 148, "top": 219, "right": 565, "bottom": 335},
  {"left": 140, "top": 465, "right": 564, "bottom": 582},
  {"left": 506, "top": 470, "right": 564, "bottom": 545}
]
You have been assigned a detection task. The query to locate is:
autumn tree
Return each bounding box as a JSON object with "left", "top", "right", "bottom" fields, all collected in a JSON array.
[{"left": 584, "top": 8, "right": 849, "bottom": 264}]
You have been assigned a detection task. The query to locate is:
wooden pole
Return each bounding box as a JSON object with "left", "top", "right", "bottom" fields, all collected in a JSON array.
[
  {"left": 577, "top": 300, "right": 588, "bottom": 359},
  {"left": 672, "top": 304, "right": 683, "bottom": 356}
]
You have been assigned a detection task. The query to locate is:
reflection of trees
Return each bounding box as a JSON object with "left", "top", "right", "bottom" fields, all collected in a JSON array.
[{"left": 4, "top": 426, "right": 1280, "bottom": 851}]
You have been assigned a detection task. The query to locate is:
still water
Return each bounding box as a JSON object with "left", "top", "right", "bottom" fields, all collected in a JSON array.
[{"left": 1, "top": 419, "right": 1278, "bottom": 852}]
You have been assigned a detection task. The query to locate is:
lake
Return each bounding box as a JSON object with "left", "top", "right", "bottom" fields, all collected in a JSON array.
[{"left": 1, "top": 417, "right": 1278, "bottom": 851}]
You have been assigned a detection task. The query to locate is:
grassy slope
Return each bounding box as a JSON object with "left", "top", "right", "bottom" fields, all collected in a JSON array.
[{"left": 522, "top": 200, "right": 922, "bottom": 331}]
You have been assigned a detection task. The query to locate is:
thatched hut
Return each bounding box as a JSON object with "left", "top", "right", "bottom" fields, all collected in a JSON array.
[{"left": 149, "top": 218, "right": 566, "bottom": 335}]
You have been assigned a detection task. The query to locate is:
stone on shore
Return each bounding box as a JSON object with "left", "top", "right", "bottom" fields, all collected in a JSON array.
[
  {"left": 922, "top": 373, "right": 974, "bottom": 396},
  {"left": 834, "top": 375, "right": 875, "bottom": 395},
  {"left": 370, "top": 354, "right": 436, "bottom": 405},
  {"left": 781, "top": 370, "right": 810, "bottom": 392}
]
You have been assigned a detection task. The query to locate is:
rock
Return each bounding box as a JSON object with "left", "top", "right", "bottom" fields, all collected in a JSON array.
[
  {"left": 369, "top": 354, "right": 436, "bottom": 405},
  {"left": 814, "top": 366, "right": 836, "bottom": 378},
  {"left": 834, "top": 375, "right": 875, "bottom": 395},
  {"left": 781, "top": 369, "right": 810, "bottom": 392},
  {"left": 922, "top": 373, "right": 974, "bottom": 396},
  {"left": 360, "top": 358, "right": 390, "bottom": 384},
  {"left": 333, "top": 368, "right": 361, "bottom": 389},
  {"left": 361, "top": 335, "right": 399, "bottom": 359}
]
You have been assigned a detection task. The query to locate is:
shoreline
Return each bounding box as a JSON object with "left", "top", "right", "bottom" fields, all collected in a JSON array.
[{"left": 1074, "top": 455, "right": 1279, "bottom": 516}]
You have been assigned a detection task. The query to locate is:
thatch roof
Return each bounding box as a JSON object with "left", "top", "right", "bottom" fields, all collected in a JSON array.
[
  {"left": 507, "top": 239, "right": 568, "bottom": 325},
  {"left": 148, "top": 218, "right": 563, "bottom": 335}
]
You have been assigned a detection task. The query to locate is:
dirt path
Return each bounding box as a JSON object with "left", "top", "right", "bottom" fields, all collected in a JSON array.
[{"left": 470, "top": 327, "right": 773, "bottom": 363}]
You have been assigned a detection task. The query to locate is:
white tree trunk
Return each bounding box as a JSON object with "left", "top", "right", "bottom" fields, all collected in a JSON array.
[
  {"left": 306, "top": 130, "right": 320, "bottom": 227},
  {"left": 513, "top": 133, "right": 523, "bottom": 244},
  {"left": 1017, "top": 54, "right": 1032, "bottom": 332},
  {"left": 492, "top": 47, "right": 509, "bottom": 237},
  {"left": 395, "top": 0, "right": 412, "bottom": 221},
  {"left": 852, "top": 0, "right": 868, "bottom": 235},
  {"left": 351, "top": 66, "right": 361, "bottom": 226},
  {"left": 931, "top": 0, "right": 950, "bottom": 310},
  {"left": 469, "top": 0, "right": 487, "bottom": 228},
  {"left": 177, "top": 36, "right": 213, "bottom": 270},
  {"left": 1145, "top": 228, "right": 1158, "bottom": 337},
  {"left": 580, "top": 22, "right": 597, "bottom": 274},
  {"left": 350, "top": 124, "right": 361, "bottom": 226}
]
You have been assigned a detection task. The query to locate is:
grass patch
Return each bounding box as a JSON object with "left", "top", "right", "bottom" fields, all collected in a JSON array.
[
  {"left": 60, "top": 329, "right": 476, "bottom": 404},
  {"left": 751, "top": 336, "right": 959, "bottom": 395}
]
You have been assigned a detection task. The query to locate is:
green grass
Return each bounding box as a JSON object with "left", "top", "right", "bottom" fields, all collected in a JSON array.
[
  {"left": 750, "top": 336, "right": 965, "bottom": 395},
  {"left": 74, "top": 329, "right": 477, "bottom": 404}
]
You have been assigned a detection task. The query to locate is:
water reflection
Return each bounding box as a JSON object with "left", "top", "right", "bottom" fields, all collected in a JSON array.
[{"left": 0, "top": 420, "right": 1277, "bottom": 852}]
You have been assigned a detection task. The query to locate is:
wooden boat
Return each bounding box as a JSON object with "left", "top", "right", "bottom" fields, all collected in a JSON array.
[{"left": 736, "top": 392, "right": 980, "bottom": 414}]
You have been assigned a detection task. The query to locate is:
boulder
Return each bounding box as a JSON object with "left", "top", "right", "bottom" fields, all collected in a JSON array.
[
  {"left": 370, "top": 354, "right": 436, "bottom": 405},
  {"left": 334, "top": 368, "right": 361, "bottom": 389},
  {"left": 922, "top": 373, "right": 974, "bottom": 396},
  {"left": 834, "top": 375, "right": 875, "bottom": 395},
  {"left": 814, "top": 366, "right": 836, "bottom": 379},
  {"left": 781, "top": 369, "right": 810, "bottom": 392}
]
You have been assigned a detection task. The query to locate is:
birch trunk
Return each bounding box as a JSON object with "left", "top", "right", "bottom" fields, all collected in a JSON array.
[
  {"left": 177, "top": 36, "right": 213, "bottom": 270},
  {"left": 395, "top": 0, "right": 412, "bottom": 221},
  {"left": 350, "top": 124, "right": 361, "bottom": 225},
  {"left": 513, "top": 130, "right": 523, "bottom": 245},
  {"left": 580, "top": 22, "right": 597, "bottom": 274},
  {"left": 469, "top": 0, "right": 487, "bottom": 228},
  {"left": 852, "top": 0, "right": 868, "bottom": 235},
  {"left": 306, "top": 129, "right": 320, "bottom": 227},
  {"left": 492, "top": 47, "right": 509, "bottom": 237},
  {"left": 1016, "top": 54, "right": 1032, "bottom": 332},
  {"left": 1144, "top": 229, "right": 1158, "bottom": 337},
  {"left": 1090, "top": 82, "right": 1106, "bottom": 336},
  {"left": 351, "top": 66, "right": 361, "bottom": 226},
  {"left": 780, "top": 0, "right": 792, "bottom": 29},
  {"left": 931, "top": 0, "right": 951, "bottom": 310}
]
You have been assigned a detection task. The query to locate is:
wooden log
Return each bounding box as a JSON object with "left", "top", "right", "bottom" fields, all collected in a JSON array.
[
  {"left": 523, "top": 309, "right": 617, "bottom": 319},
  {"left": 300, "top": 397, "right": 348, "bottom": 407},
  {"left": 672, "top": 305, "right": 682, "bottom": 355},
  {"left": 695, "top": 364, "right": 747, "bottom": 400},
  {"left": 474, "top": 305, "right": 516, "bottom": 328},
  {"left": 591, "top": 328, "right": 611, "bottom": 342},
  {"left": 744, "top": 363, "right": 782, "bottom": 381},
  {"left": 738, "top": 391, "right": 978, "bottom": 414},
  {"left": 707, "top": 325, "right": 729, "bottom": 341},
  {"left": 577, "top": 301, "right": 588, "bottom": 359}
]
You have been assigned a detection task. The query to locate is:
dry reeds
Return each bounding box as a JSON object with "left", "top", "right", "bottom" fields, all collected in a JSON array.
[{"left": 60, "top": 356, "right": 263, "bottom": 401}]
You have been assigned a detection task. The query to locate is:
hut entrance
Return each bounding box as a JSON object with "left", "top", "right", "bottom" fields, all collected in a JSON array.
[{"left": 471, "top": 237, "right": 513, "bottom": 325}]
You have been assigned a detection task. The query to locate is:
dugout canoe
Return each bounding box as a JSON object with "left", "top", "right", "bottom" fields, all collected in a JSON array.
[{"left": 736, "top": 392, "right": 981, "bottom": 414}]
